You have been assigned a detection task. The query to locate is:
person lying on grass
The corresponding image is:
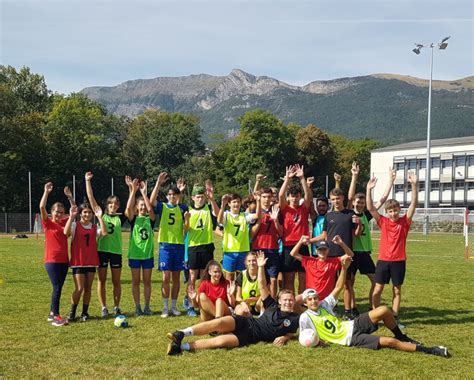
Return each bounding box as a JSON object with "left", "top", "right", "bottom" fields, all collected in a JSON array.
[
  {"left": 166, "top": 251, "right": 302, "bottom": 355},
  {"left": 299, "top": 255, "right": 450, "bottom": 358}
]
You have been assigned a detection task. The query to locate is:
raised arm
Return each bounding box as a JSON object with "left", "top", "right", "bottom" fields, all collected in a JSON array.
[
  {"left": 256, "top": 251, "right": 270, "bottom": 301},
  {"left": 40, "top": 182, "right": 53, "bottom": 221},
  {"left": 406, "top": 171, "right": 418, "bottom": 221},
  {"left": 253, "top": 173, "right": 266, "bottom": 194},
  {"left": 374, "top": 167, "right": 396, "bottom": 210},
  {"left": 63, "top": 186, "right": 76, "bottom": 207},
  {"left": 94, "top": 205, "right": 108, "bottom": 237},
  {"left": 347, "top": 162, "right": 359, "bottom": 209},
  {"left": 366, "top": 177, "right": 381, "bottom": 222},
  {"left": 64, "top": 205, "right": 78, "bottom": 237},
  {"left": 150, "top": 172, "right": 168, "bottom": 208},
  {"left": 289, "top": 235, "right": 308, "bottom": 262},
  {"left": 295, "top": 164, "right": 312, "bottom": 209},
  {"left": 124, "top": 176, "right": 137, "bottom": 221},
  {"left": 139, "top": 180, "right": 155, "bottom": 221},
  {"left": 205, "top": 180, "right": 220, "bottom": 217},
  {"left": 329, "top": 253, "right": 351, "bottom": 300},
  {"left": 334, "top": 172, "right": 342, "bottom": 189},
  {"left": 217, "top": 194, "right": 229, "bottom": 225},
  {"left": 332, "top": 235, "right": 354, "bottom": 258},
  {"left": 278, "top": 165, "right": 295, "bottom": 209},
  {"left": 177, "top": 178, "right": 186, "bottom": 203},
  {"left": 270, "top": 204, "right": 283, "bottom": 237},
  {"left": 84, "top": 171, "right": 98, "bottom": 210},
  {"left": 226, "top": 281, "right": 236, "bottom": 308}
]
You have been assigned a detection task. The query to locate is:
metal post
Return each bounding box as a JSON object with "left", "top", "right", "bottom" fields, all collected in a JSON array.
[
  {"left": 28, "top": 171, "right": 32, "bottom": 233},
  {"left": 423, "top": 45, "right": 434, "bottom": 236},
  {"left": 325, "top": 175, "right": 329, "bottom": 197},
  {"left": 111, "top": 177, "right": 114, "bottom": 196},
  {"left": 73, "top": 175, "right": 76, "bottom": 200}
]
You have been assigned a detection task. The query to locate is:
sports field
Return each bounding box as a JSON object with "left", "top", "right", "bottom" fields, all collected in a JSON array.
[{"left": 0, "top": 233, "right": 473, "bottom": 378}]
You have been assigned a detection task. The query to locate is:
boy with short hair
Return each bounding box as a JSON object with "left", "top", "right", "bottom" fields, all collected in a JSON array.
[
  {"left": 217, "top": 193, "right": 257, "bottom": 281},
  {"left": 299, "top": 257, "right": 449, "bottom": 357},
  {"left": 151, "top": 172, "right": 189, "bottom": 318},
  {"left": 366, "top": 172, "right": 418, "bottom": 327}
]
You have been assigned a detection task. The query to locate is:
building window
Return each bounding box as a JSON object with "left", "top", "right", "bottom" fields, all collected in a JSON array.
[
  {"left": 431, "top": 158, "right": 440, "bottom": 168},
  {"left": 468, "top": 182, "right": 474, "bottom": 190},
  {"left": 455, "top": 156, "right": 466, "bottom": 167},
  {"left": 407, "top": 159, "right": 417, "bottom": 170},
  {"left": 394, "top": 184, "right": 404, "bottom": 193},
  {"left": 394, "top": 162, "right": 404, "bottom": 171},
  {"left": 431, "top": 181, "right": 440, "bottom": 191},
  {"left": 455, "top": 180, "right": 465, "bottom": 190},
  {"left": 419, "top": 182, "right": 426, "bottom": 191},
  {"left": 419, "top": 159, "right": 426, "bottom": 169},
  {"left": 441, "top": 159, "right": 452, "bottom": 169},
  {"left": 468, "top": 156, "right": 474, "bottom": 166},
  {"left": 440, "top": 183, "right": 452, "bottom": 192}
]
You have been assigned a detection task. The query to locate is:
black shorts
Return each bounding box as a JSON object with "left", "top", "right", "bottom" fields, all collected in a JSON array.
[
  {"left": 261, "top": 249, "right": 280, "bottom": 278},
  {"left": 232, "top": 315, "right": 257, "bottom": 347},
  {"left": 350, "top": 253, "right": 376, "bottom": 275},
  {"left": 187, "top": 244, "right": 214, "bottom": 270},
  {"left": 281, "top": 245, "right": 309, "bottom": 273},
  {"left": 375, "top": 260, "right": 406, "bottom": 286},
  {"left": 98, "top": 251, "right": 123, "bottom": 269},
  {"left": 349, "top": 312, "right": 380, "bottom": 350},
  {"left": 72, "top": 267, "right": 97, "bottom": 275}
]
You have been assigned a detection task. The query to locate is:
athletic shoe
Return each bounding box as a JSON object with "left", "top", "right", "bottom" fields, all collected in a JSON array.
[
  {"left": 166, "top": 342, "right": 182, "bottom": 356},
  {"left": 143, "top": 306, "right": 153, "bottom": 316},
  {"left": 113, "top": 307, "right": 122, "bottom": 316},
  {"left": 101, "top": 307, "right": 109, "bottom": 319},
  {"left": 52, "top": 315, "right": 69, "bottom": 327},
  {"left": 47, "top": 312, "right": 54, "bottom": 322},
  {"left": 431, "top": 346, "right": 449, "bottom": 358},
  {"left": 170, "top": 308, "right": 181, "bottom": 317},
  {"left": 161, "top": 309, "right": 169, "bottom": 319},
  {"left": 342, "top": 311, "right": 355, "bottom": 321},
  {"left": 166, "top": 330, "right": 185, "bottom": 346},
  {"left": 68, "top": 311, "right": 77, "bottom": 322},
  {"left": 80, "top": 313, "right": 90, "bottom": 322},
  {"left": 394, "top": 316, "right": 406, "bottom": 329},
  {"left": 187, "top": 308, "right": 198, "bottom": 317},
  {"left": 183, "top": 296, "right": 191, "bottom": 310},
  {"left": 352, "top": 308, "right": 360, "bottom": 317},
  {"left": 135, "top": 306, "right": 143, "bottom": 317}
]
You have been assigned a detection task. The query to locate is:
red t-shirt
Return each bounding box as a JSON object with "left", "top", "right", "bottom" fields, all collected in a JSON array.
[
  {"left": 70, "top": 223, "right": 100, "bottom": 267},
  {"left": 301, "top": 256, "right": 341, "bottom": 301},
  {"left": 377, "top": 215, "right": 411, "bottom": 261},
  {"left": 281, "top": 204, "right": 310, "bottom": 246},
  {"left": 42, "top": 218, "right": 69, "bottom": 264},
  {"left": 198, "top": 279, "right": 229, "bottom": 304},
  {"left": 252, "top": 210, "right": 279, "bottom": 250}
]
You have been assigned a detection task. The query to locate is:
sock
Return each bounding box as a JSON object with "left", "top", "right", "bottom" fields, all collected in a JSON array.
[
  {"left": 171, "top": 299, "right": 177, "bottom": 309},
  {"left": 70, "top": 304, "right": 78, "bottom": 313},
  {"left": 163, "top": 299, "right": 169, "bottom": 310},
  {"left": 135, "top": 303, "right": 142, "bottom": 310},
  {"left": 181, "top": 327, "right": 194, "bottom": 337},
  {"left": 390, "top": 326, "right": 405, "bottom": 340},
  {"left": 181, "top": 343, "right": 191, "bottom": 351},
  {"left": 416, "top": 345, "right": 433, "bottom": 354},
  {"left": 344, "top": 309, "right": 351, "bottom": 314},
  {"left": 82, "top": 304, "right": 89, "bottom": 314}
]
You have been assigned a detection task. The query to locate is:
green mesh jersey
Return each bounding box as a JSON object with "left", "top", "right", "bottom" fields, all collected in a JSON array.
[
  {"left": 240, "top": 270, "right": 260, "bottom": 305},
  {"left": 188, "top": 204, "right": 214, "bottom": 247},
  {"left": 128, "top": 216, "right": 154, "bottom": 260},
  {"left": 223, "top": 212, "right": 250, "bottom": 253},
  {"left": 352, "top": 212, "right": 373, "bottom": 253},
  {"left": 97, "top": 214, "right": 123, "bottom": 255},
  {"left": 158, "top": 204, "right": 185, "bottom": 245}
]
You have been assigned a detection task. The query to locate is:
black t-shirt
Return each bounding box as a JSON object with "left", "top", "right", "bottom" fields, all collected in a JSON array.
[
  {"left": 323, "top": 209, "right": 356, "bottom": 257},
  {"left": 248, "top": 296, "right": 300, "bottom": 343}
]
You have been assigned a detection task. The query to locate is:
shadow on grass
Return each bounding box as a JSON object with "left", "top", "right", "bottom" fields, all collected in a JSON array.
[{"left": 400, "top": 306, "right": 474, "bottom": 326}]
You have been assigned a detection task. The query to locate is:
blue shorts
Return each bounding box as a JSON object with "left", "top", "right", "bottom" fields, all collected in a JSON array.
[
  {"left": 222, "top": 252, "right": 246, "bottom": 273},
  {"left": 129, "top": 257, "right": 154, "bottom": 269},
  {"left": 262, "top": 249, "right": 280, "bottom": 278},
  {"left": 159, "top": 243, "right": 185, "bottom": 272}
]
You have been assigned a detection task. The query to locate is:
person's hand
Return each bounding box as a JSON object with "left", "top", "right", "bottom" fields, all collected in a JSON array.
[
  {"left": 227, "top": 280, "right": 236, "bottom": 296},
  {"left": 299, "top": 235, "right": 309, "bottom": 245},
  {"left": 341, "top": 255, "right": 352, "bottom": 269},
  {"left": 70, "top": 205, "right": 78, "bottom": 217},
  {"left": 256, "top": 173, "right": 267, "bottom": 182},
  {"left": 177, "top": 178, "right": 186, "bottom": 193},
  {"left": 184, "top": 211, "right": 191, "bottom": 222},
  {"left": 221, "top": 194, "right": 229, "bottom": 205},
  {"left": 94, "top": 205, "right": 103, "bottom": 218},
  {"left": 389, "top": 166, "right": 396, "bottom": 182},
  {"left": 273, "top": 336, "right": 288, "bottom": 347},
  {"left": 85, "top": 171, "right": 93, "bottom": 181},
  {"left": 157, "top": 172, "right": 168, "bottom": 185},
  {"left": 139, "top": 180, "right": 147, "bottom": 195},
  {"left": 205, "top": 181, "right": 215, "bottom": 200},
  {"left": 294, "top": 164, "right": 305, "bottom": 179},
  {"left": 351, "top": 162, "right": 360, "bottom": 176},
  {"left": 63, "top": 186, "right": 72, "bottom": 198},
  {"left": 44, "top": 182, "right": 53, "bottom": 193},
  {"left": 270, "top": 204, "right": 279, "bottom": 220},
  {"left": 256, "top": 250, "right": 268, "bottom": 267},
  {"left": 132, "top": 178, "right": 140, "bottom": 191},
  {"left": 367, "top": 177, "right": 377, "bottom": 190},
  {"left": 352, "top": 214, "right": 360, "bottom": 225},
  {"left": 125, "top": 175, "right": 133, "bottom": 188},
  {"left": 306, "top": 176, "right": 315, "bottom": 187},
  {"left": 334, "top": 172, "right": 342, "bottom": 182},
  {"left": 332, "top": 235, "right": 343, "bottom": 246},
  {"left": 286, "top": 165, "right": 296, "bottom": 179},
  {"left": 187, "top": 285, "right": 197, "bottom": 301},
  {"left": 407, "top": 171, "right": 417, "bottom": 185}
]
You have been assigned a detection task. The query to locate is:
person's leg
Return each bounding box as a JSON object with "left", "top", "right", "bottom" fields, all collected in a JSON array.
[
  {"left": 366, "top": 273, "right": 376, "bottom": 309},
  {"left": 56, "top": 264, "right": 68, "bottom": 316},
  {"left": 171, "top": 270, "right": 181, "bottom": 314},
  {"left": 343, "top": 275, "right": 354, "bottom": 318},
  {"left": 283, "top": 272, "right": 295, "bottom": 294},
  {"left": 45, "top": 263, "right": 66, "bottom": 316},
  {"left": 378, "top": 337, "right": 416, "bottom": 352},
  {"left": 372, "top": 283, "right": 384, "bottom": 308},
  {"left": 189, "top": 269, "right": 199, "bottom": 291},
  {"left": 162, "top": 270, "right": 171, "bottom": 315},
  {"left": 97, "top": 267, "right": 108, "bottom": 309},
  {"left": 215, "top": 298, "right": 230, "bottom": 318},
  {"left": 186, "top": 315, "right": 236, "bottom": 336},
  {"left": 190, "top": 334, "right": 240, "bottom": 351},
  {"left": 198, "top": 292, "right": 216, "bottom": 320},
  {"left": 367, "top": 306, "right": 414, "bottom": 342},
  {"left": 131, "top": 268, "right": 141, "bottom": 308},
  {"left": 111, "top": 268, "right": 122, "bottom": 309},
  {"left": 82, "top": 271, "right": 95, "bottom": 315},
  {"left": 143, "top": 268, "right": 152, "bottom": 310},
  {"left": 297, "top": 271, "right": 306, "bottom": 294},
  {"left": 71, "top": 273, "right": 85, "bottom": 305},
  {"left": 392, "top": 285, "right": 402, "bottom": 316}
]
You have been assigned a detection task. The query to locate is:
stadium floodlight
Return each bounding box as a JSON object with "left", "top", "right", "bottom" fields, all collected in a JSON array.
[{"left": 412, "top": 37, "right": 450, "bottom": 235}]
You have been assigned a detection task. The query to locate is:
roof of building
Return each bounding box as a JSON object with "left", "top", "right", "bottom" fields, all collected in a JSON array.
[{"left": 373, "top": 136, "right": 474, "bottom": 153}]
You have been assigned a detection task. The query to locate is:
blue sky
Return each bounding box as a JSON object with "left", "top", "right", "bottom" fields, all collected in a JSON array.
[{"left": 1, "top": 0, "right": 472, "bottom": 94}]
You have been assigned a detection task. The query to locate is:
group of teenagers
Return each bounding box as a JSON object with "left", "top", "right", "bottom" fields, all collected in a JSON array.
[{"left": 40, "top": 163, "right": 449, "bottom": 358}]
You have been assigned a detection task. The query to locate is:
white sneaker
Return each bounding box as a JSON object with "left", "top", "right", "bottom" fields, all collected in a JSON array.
[
  {"left": 170, "top": 308, "right": 181, "bottom": 317},
  {"left": 161, "top": 309, "right": 169, "bottom": 318}
]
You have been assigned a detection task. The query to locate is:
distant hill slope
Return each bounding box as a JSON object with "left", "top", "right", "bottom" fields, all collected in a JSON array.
[{"left": 81, "top": 69, "right": 474, "bottom": 144}]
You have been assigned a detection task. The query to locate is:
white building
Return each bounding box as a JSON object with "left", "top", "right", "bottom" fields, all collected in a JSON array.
[{"left": 371, "top": 136, "right": 474, "bottom": 208}]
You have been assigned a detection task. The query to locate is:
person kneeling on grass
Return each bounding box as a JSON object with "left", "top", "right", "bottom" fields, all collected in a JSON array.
[
  {"left": 166, "top": 251, "right": 301, "bottom": 355},
  {"left": 299, "top": 255, "right": 449, "bottom": 358}
]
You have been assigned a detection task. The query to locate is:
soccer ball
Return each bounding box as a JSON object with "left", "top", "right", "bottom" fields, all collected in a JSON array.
[
  {"left": 114, "top": 315, "right": 128, "bottom": 328},
  {"left": 299, "top": 328, "right": 319, "bottom": 347}
]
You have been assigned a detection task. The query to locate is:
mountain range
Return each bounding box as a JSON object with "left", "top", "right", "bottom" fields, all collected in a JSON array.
[{"left": 81, "top": 69, "right": 474, "bottom": 144}]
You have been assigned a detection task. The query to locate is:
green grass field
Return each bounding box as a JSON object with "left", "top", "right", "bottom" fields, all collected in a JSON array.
[{"left": 0, "top": 232, "right": 473, "bottom": 378}]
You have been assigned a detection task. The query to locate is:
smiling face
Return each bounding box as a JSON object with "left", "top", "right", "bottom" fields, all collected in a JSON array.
[
  {"left": 208, "top": 264, "right": 222, "bottom": 283},
  {"left": 192, "top": 194, "right": 205, "bottom": 208},
  {"left": 353, "top": 197, "right": 366, "bottom": 213},
  {"left": 386, "top": 206, "right": 401, "bottom": 222},
  {"left": 261, "top": 192, "right": 272, "bottom": 209},
  {"left": 80, "top": 207, "right": 93, "bottom": 224},
  {"left": 287, "top": 192, "right": 301, "bottom": 207},
  {"left": 316, "top": 247, "right": 329, "bottom": 260},
  {"left": 136, "top": 199, "right": 147, "bottom": 216},
  {"left": 106, "top": 196, "right": 120, "bottom": 215},
  {"left": 229, "top": 199, "right": 241, "bottom": 213},
  {"left": 305, "top": 294, "right": 320, "bottom": 311},
  {"left": 330, "top": 194, "right": 344, "bottom": 211},
  {"left": 51, "top": 204, "right": 65, "bottom": 223},
  {"left": 166, "top": 190, "right": 179, "bottom": 206},
  {"left": 278, "top": 291, "right": 295, "bottom": 313},
  {"left": 245, "top": 253, "right": 257, "bottom": 271}
]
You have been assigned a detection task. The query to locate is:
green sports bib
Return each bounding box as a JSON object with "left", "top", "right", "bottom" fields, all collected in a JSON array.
[
  {"left": 158, "top": 204, "right": 184, "bottom": 244},
  {"left": 241, "top": 270, "right": 260, "bottom": 305},
  {"left": 352, "top": 213, "right": 373, "bottom": 253},
  {"left": 223, "top": 212, "right": 249, "bottom": 253},
  {"left": 306, "top": 309, "right": 351, "bottom": 345},
  {"left": 97, "top": 214, "right": 123, "bottom": 255},
  {"left": 188, "top": 205, "right": 214, "bottom": 247},
  {"left": 128, "top": 216, "right": 154, "bottom": 260}
]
